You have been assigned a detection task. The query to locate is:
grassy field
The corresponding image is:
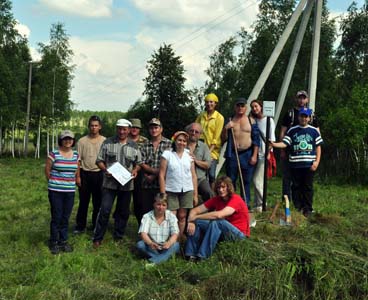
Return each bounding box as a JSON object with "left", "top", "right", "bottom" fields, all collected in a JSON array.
[{"left": 0, "top": 158, "right": 367, "bottom": 300}]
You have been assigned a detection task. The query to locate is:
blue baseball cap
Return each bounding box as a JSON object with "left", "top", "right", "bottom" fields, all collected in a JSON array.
[{"left": 299, "top": 107, "right": 312, "bottom": 116}]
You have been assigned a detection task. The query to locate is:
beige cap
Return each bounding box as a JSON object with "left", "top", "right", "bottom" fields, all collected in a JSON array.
[
  {"left": 59, "top": 130, "right": 74, "bottom": 139},
  {"left": 130, "top": 118, "right": 142, "bottom": 128},
  {"left": 149, "top": 118, "right": 162, "bottom": 127}
]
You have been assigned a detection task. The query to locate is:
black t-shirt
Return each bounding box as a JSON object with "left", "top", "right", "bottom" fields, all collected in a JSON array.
[{"left": 281, "top": 108, "right": 319, "bottom": 129}]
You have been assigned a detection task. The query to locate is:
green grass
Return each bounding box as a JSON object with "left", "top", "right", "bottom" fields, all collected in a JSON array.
[{"left": 0, "top": 158, "right": 367, "bottom": 300}]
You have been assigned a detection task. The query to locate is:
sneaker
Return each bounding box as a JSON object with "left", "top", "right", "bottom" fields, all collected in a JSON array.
[
  {"left": 59, "top": 241, "right": 73, "bottom": 252},
  {"left": 49, "top": 242, "right": 60, "bottom": 255}
]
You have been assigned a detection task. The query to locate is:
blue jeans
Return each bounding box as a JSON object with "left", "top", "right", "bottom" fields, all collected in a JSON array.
[
  {"left": 136, "top": 240, "right": 180, "bottom": 264},
  {"left": 93, "top": 188, "right": 131, "bottom": 242},
  {"left": 226, "top": 149, "right": 254, "bottom": 207},
  {"left": 185, "top": 219, "right": 246, "bottom": 259},
  {"left": 48, "top": 190, "right": 75, "bottom": 243}
]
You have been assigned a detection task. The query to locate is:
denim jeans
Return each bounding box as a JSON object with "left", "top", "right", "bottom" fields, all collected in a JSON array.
[
  {"left": 48, "top": 190, "right": 75, "bottom": 243},
  {"left": 185, "top": 219, "right": 246, "bottom": 259},
  {"left": 226, "top": 149, "right": 254, "bottom": 207},
  {"left": 93, "top": 188, "right": 131, "bottom": 242},
  {"left": 136, "top": 240, "right": 180, "bottom": 264}
]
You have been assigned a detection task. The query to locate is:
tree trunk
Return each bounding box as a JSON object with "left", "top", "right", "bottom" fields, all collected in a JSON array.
[
  {"left": 11, "top": 122, "right": 15, "bottom": 158},
  {"left": 47, "top": 130, "right": 50, "bottom": 155},
  {"left": 35, "top": 114, "right": 41, "bottom": 159},
  {"left": 18, "top": 125, "right": 22, "bottom": 157}
]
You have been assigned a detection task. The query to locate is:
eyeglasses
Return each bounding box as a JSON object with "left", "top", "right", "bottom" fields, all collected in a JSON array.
[{"left": 189, "top": 129, "right": 201, "bottom": 134}]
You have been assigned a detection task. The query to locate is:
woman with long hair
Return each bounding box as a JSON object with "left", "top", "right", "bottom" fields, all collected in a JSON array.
[
  {"left": 250, "top": 99, "right": 276, "bottom": 212},
  {"left": 185, "top": 176, "right": 249, "bottom": 260}
]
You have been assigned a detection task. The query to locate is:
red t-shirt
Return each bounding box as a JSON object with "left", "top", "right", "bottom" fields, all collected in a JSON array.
[{"left": 204, "top": 194, "right": 250, "bottom": 237}]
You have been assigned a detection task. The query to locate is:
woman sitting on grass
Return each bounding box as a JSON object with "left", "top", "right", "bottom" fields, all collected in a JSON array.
[
  {"left": 185, "top": 176, "right": 250, "bottom": 260},
  {"left": 136, "top": 193, "right": 180, "bottom": 265},
  {"left": 45, "top": 130, "right": 80, "bottom": 255}
]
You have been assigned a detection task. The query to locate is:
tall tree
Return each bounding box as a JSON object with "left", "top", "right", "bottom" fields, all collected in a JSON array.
[
  {"left": 319, "top": 1, "right": 368, "bottom": 182},
  {"left": 0, "top": 0, "right": 31, "bottom": 155},
  {"left": 335, "top": 2, "right": 368, "bottom": 100},
  {"left": 141, "top": 44, "right": 196, "bottom": 136},
  {"left": 32, "top": 22, "right": 74, "bottom": 151},
  {"left": 204, "top": 36, "right": 240, "bottom": 118}
]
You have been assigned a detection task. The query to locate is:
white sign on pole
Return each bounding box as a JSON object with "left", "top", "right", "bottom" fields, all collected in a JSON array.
[{"left": 263, "top": 101, "right": 275, "bottom": 117}]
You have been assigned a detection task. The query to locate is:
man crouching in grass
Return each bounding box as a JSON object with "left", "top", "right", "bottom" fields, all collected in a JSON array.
[{"left": 185, "top": 176, "right": 250, "bottom": 260}]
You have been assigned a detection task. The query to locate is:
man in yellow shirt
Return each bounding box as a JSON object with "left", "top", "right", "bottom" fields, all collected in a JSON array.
[{"left": 195, "top": 93, "right": 224, "bottom": 185}]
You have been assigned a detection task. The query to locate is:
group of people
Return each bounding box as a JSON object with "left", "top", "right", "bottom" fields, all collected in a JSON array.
[{"left": 45, "top": 90, "right": 323, "bottom": 264}]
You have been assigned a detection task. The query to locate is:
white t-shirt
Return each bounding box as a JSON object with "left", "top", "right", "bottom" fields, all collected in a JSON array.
[
  {"left": 161, "top": 149, "right": 193, "bottom": 193},
  {"left": 256, "top": 117, "right": 276, "bottom": 159}
]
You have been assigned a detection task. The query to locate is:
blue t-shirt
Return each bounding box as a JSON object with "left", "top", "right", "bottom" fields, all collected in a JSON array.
[{"left": 283, "top": 125, "right": 323, "bottom": 168}]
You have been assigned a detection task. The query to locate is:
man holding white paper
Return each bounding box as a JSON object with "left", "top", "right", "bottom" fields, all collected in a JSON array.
[{"left": 93, "top": 119, "right": 142, "bottom": 248}]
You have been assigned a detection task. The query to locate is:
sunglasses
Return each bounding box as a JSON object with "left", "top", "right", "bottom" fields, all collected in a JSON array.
[{"left": 236, "top": 103, "right": 246, "bottom": 107}]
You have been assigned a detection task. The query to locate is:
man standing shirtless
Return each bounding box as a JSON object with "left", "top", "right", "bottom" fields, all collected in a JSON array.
[{"left": 221, "top": 98, "right": 260, "bottom": 207}]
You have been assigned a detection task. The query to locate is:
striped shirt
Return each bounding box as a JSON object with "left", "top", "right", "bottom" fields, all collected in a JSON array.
[
  {"left": 283, "top": 125, "right": 323, "bottom": 168},
  {"left": 96, "top": 136, "right": 142, "bottom": 191},
  {"left": 48, "top": 150, "right": 79, "bottom": 192},
  {"left": 138, "top": 210, "right": 179, "bottom": 244}
]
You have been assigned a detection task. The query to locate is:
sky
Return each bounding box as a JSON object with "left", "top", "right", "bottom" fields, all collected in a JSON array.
[{"left": 11, "top": 0, "right": 365, "bottom": 112}]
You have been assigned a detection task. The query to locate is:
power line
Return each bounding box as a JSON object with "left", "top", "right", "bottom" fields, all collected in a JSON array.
[{"left": 75, "top": 0, "right": 259, "bottom": 105}]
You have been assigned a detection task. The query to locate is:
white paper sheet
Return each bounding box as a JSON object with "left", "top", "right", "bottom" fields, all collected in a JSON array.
[{"left": 107, "top": 162, "right": 133, "bottom": 186}]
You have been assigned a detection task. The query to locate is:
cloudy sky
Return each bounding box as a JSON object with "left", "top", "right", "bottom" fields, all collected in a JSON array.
[{"left": 12, "top": 0, "right": 364, "bottom": 112}]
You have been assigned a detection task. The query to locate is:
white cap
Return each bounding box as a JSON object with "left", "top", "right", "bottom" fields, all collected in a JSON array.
[{"left": 116, "top": 119, "right": 132, "bottom": 127}]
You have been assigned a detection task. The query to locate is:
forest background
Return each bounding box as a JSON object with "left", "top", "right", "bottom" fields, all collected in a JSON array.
[{"left": 1, "top": 0, "right": 368, "bottom": 183}]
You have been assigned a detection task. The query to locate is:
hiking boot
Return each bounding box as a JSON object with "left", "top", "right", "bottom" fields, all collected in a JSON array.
[
  {"left": 49, "top": 242, "right": 60, "bottom": 255},
  {"left": 59, "top": 241, "right": 73, "bottom": 252}
]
